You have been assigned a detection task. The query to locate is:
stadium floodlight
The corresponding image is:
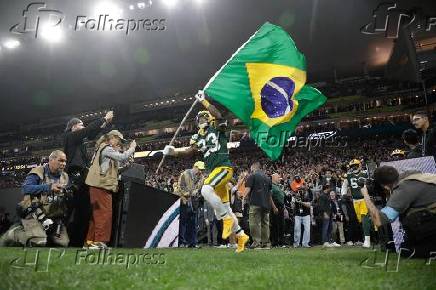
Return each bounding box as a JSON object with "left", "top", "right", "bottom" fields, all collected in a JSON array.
[
  {"left": 3, "top": 39, "right": 20, "bottom": 49},
  {"left": 129, "top": 4, "right": 135, "bottom": 10},
  {"left": 162, "top": 0, "right": 178, "bottom": 8},
  {"left": 193, "top": 0, "right": 205, "bottom": 5},
  {"left": 39, "top": 24, "right": 64, "bottom": 44},
  {"left": 94, "top": 2, "right": 123, "bottom": 18},
  {"left": 138, "top": 0, "right": 152, "bottom": 9}
]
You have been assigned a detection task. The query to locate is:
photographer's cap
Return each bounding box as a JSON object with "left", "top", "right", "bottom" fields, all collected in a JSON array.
[{"left": 107, "top": 130, "right": 127, "bottom": 143}]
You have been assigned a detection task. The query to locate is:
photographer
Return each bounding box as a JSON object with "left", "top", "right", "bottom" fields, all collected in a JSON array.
[
  {"left": 361, "top": 166, "right": 436, "bottom": 258},
  {"left": 85, "top": 130, "right": 136, "bottom": 249},
  {"left": 292, "top": 183, "right": 313, "bottom": 248},
  {"left": 64, "top": 111, "right": 114, "bottom": 246},
  {"left": 0, "top": 150, "right": 70, "bottom": 247},
  {"left": 176, "top": 161, "right": 205, "bottom": 248}
]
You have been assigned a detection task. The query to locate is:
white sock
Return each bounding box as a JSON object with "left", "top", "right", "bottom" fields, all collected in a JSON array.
[
  {"left": 229, "top": 211, "right": 243, "bottom": 236},
  {"left": 364, "top": 236, "right": 370, "bottom": 243},
  {"left": 201, "top": 185, "right": 228, "bottom": 219}
]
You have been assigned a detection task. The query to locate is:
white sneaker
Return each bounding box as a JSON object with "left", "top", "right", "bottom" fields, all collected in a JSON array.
[
  {"left": 363, "top": 236, "right": 371, "bottom": 248},
  {"left": 88, "top": 242, "right": 109, "bottom": 250},
  {"left": 227, "top": 243, "right": 237, "bottom": 249},
  {"left": 362, "top": 240, "right": 371, "bottom": 248},
  {"left": 323, "top": 242, "right": 334, "bottom": 248},
  {"left": 346, "top": 241, "right": 354, "bottom": 246},
  {"left": 331, "top": 242, "right": 341, "bottom": 247}
]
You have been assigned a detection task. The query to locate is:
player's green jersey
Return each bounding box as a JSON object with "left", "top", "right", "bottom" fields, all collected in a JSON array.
[
  {"left": 190, "top": 125, "right": 232, "bottom": 171},
  {"left": 345, "top": 170, "right": 368, "bottom": 199}
]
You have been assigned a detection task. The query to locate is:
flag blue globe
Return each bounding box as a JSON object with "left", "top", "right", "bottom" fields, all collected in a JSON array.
[{"left": 260, "top": 77, "right": 296, "bottom": 118}]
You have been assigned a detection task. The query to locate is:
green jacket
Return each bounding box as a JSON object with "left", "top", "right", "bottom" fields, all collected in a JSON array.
[{"left": 271, "top": 183, "right": 285, "bottom": 206}]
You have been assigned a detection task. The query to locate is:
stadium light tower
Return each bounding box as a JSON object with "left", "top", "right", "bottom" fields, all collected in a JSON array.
[{"left": 3, "top": 39, "right": 20, "bottom": 49}]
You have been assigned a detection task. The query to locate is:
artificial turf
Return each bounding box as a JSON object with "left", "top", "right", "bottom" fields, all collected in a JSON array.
[{"left": 1, "top": 246, "right": 435, "bottom": 290}]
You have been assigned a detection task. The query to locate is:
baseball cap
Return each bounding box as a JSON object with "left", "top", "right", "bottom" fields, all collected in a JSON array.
[
  {"left": 107, "top": 130, "right": 127, "bottom": 143},
  {"left": 194, "top": 161, "right": 205, "bottom": 170}
]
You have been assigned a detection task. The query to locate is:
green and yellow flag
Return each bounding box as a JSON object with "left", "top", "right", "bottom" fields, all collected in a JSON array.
[{"left": 204, "top": 22, "right": 327, "bottom": 160}]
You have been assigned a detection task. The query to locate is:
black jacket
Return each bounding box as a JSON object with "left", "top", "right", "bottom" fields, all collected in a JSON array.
[
  {"left": 63, "top": 118, "right": 105, "bottom": 172},
  {"left": 421, "top": 125, "right": 436, "bottom": 158}
]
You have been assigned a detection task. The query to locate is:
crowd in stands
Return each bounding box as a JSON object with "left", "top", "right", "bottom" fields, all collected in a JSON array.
[{"left": 140, "top": 136, "right": 400, "bottom": 193}]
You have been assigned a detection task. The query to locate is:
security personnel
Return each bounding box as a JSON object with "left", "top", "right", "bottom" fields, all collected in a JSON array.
[{"left": 0, "top": 150, "right": 70, "bottom": 247}]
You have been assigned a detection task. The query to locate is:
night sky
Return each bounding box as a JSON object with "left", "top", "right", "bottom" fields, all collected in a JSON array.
[{"left": 0, "top": 0, "right": 435, "bottom": 127}]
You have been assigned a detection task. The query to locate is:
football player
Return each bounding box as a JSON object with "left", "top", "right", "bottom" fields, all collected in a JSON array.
[
  {"left": 163, "top": 91, "right": 249, "bottom": 253},
  {"left": 341, "top": 159, "right": 372, "bottom": 248}
]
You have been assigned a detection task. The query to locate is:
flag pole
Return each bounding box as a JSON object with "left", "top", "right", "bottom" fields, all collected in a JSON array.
[
  {"left": 155, "top": 26, "right": 262, "bottom": 173},
  {"left": 155, "top": 99, "right": 199, "bottom": 173}
]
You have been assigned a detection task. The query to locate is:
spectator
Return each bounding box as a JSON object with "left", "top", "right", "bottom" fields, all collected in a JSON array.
[
  {"left": 244, "top": 162, "right": 277, "bottom": 249},
  {"left": 411, "top": 111, "right": 436, "bottom": 158},
  {"left": 341, "top": 194, "right": 361, "bottom": 246},
  {"left": 330, "top": 191, "right": 345, "bottom": 246},
  {"left": 270, "top": 173, "right": 286, "bottom": 247},
  {"left": 402, "top": 129, "right": 422, "bottom": 159},
  {"left": 291, "top": 175, "right": 305, "bottom": 192},
  {"left": 319, "top": 185, "right": 336, "bottom": 247},
  {"left": 292, "top": 184, "right": 312, "bottom": 248}
]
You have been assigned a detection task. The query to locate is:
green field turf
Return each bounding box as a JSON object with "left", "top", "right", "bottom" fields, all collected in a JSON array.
[{"left": 1, "top": 246, "right": 435, "bottom": 290}]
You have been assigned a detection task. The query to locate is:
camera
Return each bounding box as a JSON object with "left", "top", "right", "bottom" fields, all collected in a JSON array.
[{"left": 356, "top": 174, "right": 387, "bottom": 206}]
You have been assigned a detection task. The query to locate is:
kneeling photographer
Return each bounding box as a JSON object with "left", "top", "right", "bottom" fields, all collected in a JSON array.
[
  {"left": 361, "top": 166, "right": 436, "bottom": 258},
  {"left": 0, "top": 150, "right": 71, "bottom": 247}
]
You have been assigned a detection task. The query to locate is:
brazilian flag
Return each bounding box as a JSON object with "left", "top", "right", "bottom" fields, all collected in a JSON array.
[{"left": 204, "top": 22, "right": 327, "bottom": 160}]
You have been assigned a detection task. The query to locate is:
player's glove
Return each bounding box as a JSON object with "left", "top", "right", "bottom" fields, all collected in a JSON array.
[
  {"left": 163, "top": 145, "right": 176, "bottom": 156},
  {"left": 195, "top": 90, "right": 205, "bottom": 102}
]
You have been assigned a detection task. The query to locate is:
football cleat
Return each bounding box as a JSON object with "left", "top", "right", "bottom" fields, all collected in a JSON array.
[{"left": 236, "top": 233, "right": 249, "bottom": 253}]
